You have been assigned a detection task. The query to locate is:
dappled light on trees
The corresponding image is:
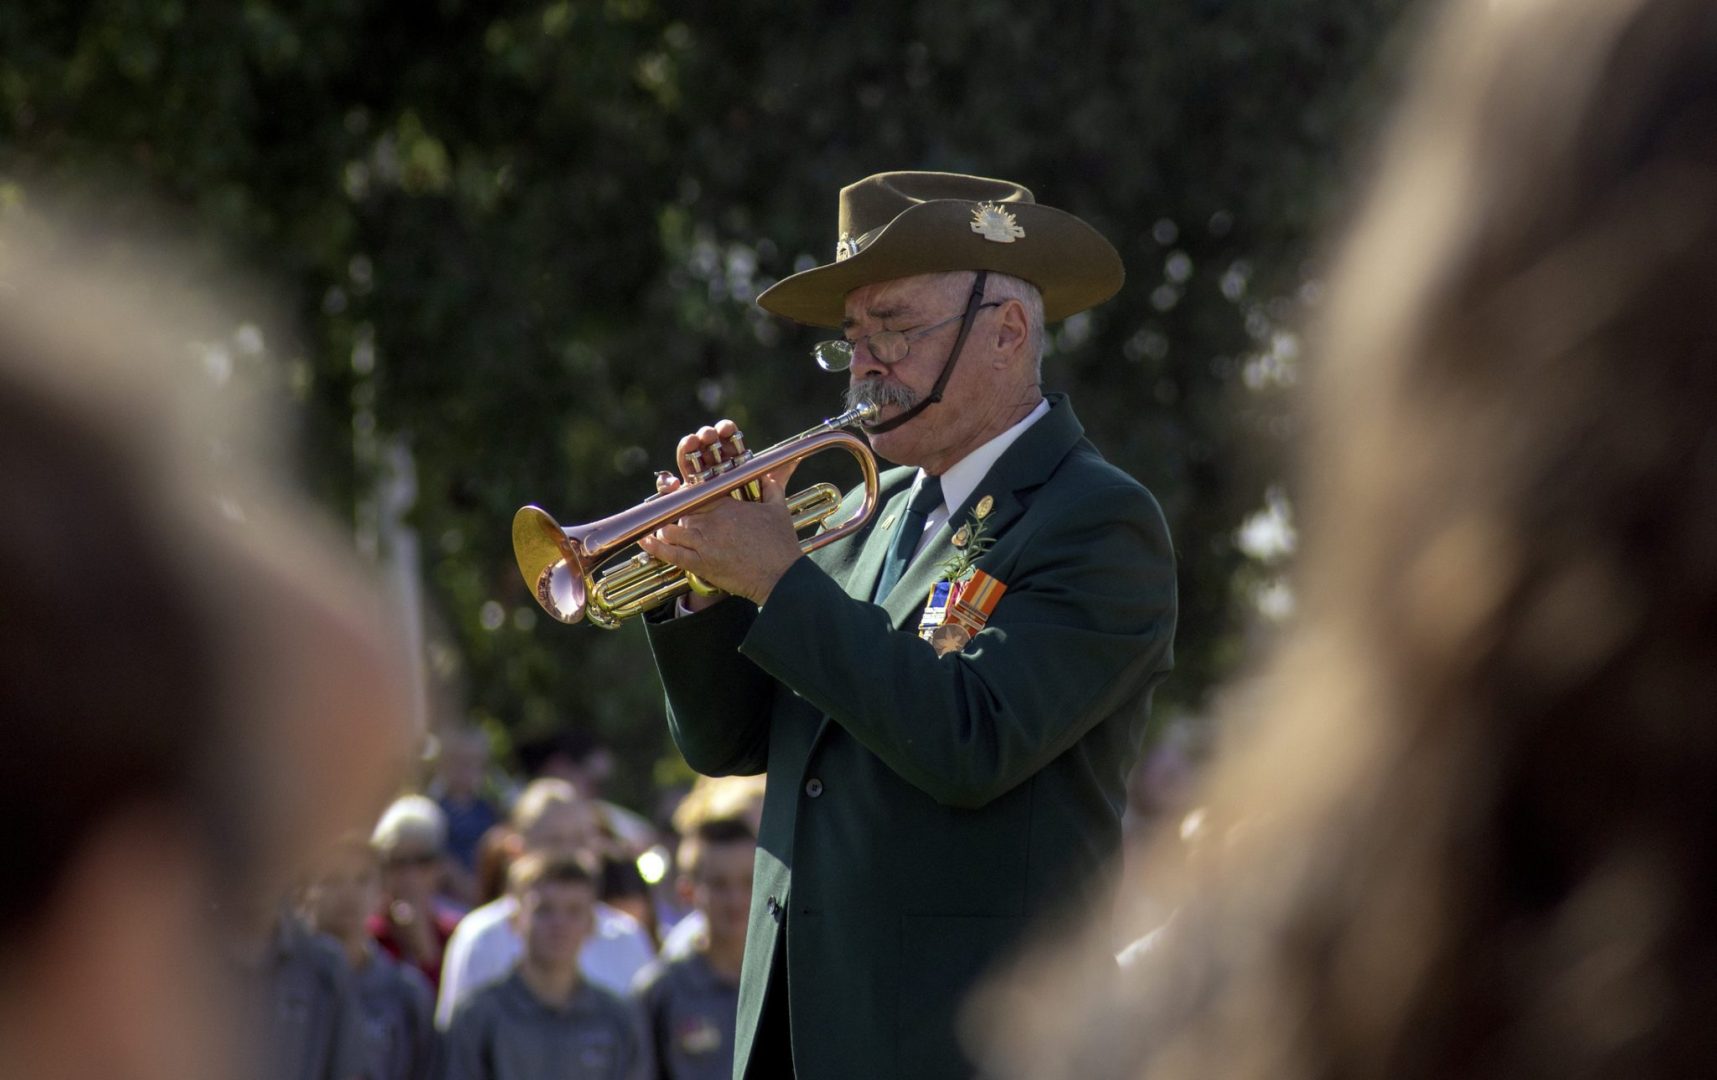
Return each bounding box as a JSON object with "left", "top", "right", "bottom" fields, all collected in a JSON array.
[{"left": 0, "top": 0, "right": 1413, "bottom": 805}]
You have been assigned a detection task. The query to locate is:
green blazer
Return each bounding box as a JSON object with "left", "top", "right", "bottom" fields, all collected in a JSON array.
[{"left": 645, "top": 395, "right": 1176, "bottom": 1079}]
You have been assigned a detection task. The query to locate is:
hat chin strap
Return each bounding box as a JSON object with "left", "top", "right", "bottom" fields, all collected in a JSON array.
[{"left": 863, "top": 271, "right": 989, "bottom": 436}]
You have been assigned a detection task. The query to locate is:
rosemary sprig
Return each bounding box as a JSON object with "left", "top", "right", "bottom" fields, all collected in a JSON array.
[{"left": 939, "top": 508, "right": 996, "bottom": 582}]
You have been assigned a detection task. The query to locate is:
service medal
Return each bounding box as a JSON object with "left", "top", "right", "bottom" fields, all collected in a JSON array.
[
  {"left": 929, "top": 623, "right": 971, "bottom": 657},
  {"left": 917, "top": 579, "right": 952, "bottom": 638}
]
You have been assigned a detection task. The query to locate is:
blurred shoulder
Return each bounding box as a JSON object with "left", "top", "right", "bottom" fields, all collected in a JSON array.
[
  {"left": 287, "top": 924, "right": 354, "bottom": 988},
  {"left": 629, "top": 957, "right": 669, "bottom": 1000},
  {"left": 593, "top": 900, "right": 644, "bottom": 938},
  {"left": 388, "top": 953, "right": 436, "bottom": 1009},
  {"left": 580, "top": 980, "right": 640, "bottom": 1029},
  {"left": 447, "top": 974, "right": 509, "bottom": 1033},
  {"left": 450, "top": 895, "right": 515, "bottom": 941}
]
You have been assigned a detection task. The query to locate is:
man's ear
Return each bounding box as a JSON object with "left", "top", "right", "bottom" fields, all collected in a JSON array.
[{"left": 992, "top": 299, "right": 1030, "bottom": 365}]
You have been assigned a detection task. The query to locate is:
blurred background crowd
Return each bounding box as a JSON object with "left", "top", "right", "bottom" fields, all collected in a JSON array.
[{"left": 269, "top": 735, "right": 770, "bottom": 1080}]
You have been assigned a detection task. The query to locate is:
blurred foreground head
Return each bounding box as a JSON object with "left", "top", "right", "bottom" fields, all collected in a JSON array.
[
  {"left": 979, "top": 0, "right": 1717, "bottom": 1076},
  {"left": 0, "top": 219, "right": 415, "bottom": 1079}
]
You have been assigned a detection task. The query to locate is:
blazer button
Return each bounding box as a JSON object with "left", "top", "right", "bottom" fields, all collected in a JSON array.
[{"left": 804, "top": 777, "right": 824, "bottom": 798}]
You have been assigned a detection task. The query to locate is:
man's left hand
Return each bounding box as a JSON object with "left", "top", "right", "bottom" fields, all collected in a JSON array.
[{"left": 639, "top": 469, "right": 803, "bottom": 606}]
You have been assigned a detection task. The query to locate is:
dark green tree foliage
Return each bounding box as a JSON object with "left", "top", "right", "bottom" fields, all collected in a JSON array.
[{"left": 1, "top": 0, "right": 1410, "bottom": 806}]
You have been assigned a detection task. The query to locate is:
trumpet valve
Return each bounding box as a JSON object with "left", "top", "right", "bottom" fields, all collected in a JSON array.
[
  {"left": 715, "top": 431, "right": 756, "bottom": 477},
  {"left": 695, "top": 444, "right": 731, "bottom": 484}
]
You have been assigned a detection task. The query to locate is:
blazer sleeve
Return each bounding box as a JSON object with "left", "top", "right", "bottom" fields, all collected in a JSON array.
[
  {"left": 642, "top": 595, "right": 777, "bottom": 777},
  {"left": 740, "top": 481, "right": 1175, "bottom": 809}
]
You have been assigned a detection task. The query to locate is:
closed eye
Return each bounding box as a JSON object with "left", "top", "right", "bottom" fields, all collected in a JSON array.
[{"left": 844, "top": 304, "right": 912, "bottom": 331}]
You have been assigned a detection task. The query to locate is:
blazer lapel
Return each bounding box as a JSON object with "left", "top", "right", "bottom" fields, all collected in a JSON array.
[
  {"left": 841, "top": 476, "right": 919, "bottom": 602},
  {"left": 879, "top": 394, "right": 1086, "bottom": 629}
]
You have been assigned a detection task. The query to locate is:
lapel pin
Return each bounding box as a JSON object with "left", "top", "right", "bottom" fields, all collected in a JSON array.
[
  {"left": 974, "top": 494, "right": 994, "bottom": 520},
  {"left": 951, "top": 524, "right": 970, "bottom": 548}
]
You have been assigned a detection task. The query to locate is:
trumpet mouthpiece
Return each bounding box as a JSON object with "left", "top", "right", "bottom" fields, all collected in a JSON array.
[{"left": 829, "top": 401, "right": 879, "bottom": 429}]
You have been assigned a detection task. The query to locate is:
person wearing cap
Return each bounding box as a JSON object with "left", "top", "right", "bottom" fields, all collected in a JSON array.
[
  {"left": 369, "top": 794, "right": 463, "bottom": 991},
  {"left": 636, "top": 171, "right": 1177, "bottom": 1079}
]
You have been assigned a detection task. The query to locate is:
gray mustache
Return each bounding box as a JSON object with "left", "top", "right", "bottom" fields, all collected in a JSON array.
[{"left": 844, "top": 377, "right": 919, "bottom": 414}]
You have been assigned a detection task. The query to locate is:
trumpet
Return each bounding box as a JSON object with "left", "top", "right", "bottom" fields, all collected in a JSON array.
[{"left": 513, "top": 402, "right": 880, "bottom": 628}]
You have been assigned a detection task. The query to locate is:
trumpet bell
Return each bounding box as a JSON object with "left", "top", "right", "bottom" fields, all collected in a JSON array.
[{"left": 512, "top": 505, "right": 589, "bottom": 624}]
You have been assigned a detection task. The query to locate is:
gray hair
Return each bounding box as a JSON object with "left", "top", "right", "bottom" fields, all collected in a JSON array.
[
  {"left": 370, "top": 794, "right": 446, "bottom": 856},
  {"left": 510, "top": 777, "right": 580, "bottom": 831},
  {"left": 928, "top": 270, "right": 1046, "bottom": 375}
]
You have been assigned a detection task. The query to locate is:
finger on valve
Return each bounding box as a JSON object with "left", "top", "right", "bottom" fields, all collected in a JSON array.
[
  {"left": 680, "top": 420, "right": 745, "bottom": 482},
  {"left": 678, "top": 432, "right": 709, "bottom": 482}
]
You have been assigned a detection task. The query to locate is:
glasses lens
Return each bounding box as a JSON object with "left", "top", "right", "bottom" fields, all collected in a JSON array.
[
  {"left": 869, "top": 330, "right": 907, "bottom": 365},
  {"left": 813, "top": 340, "right": 853, "bottom": 372}
]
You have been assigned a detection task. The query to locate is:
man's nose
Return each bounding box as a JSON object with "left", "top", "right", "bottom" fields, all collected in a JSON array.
[{"left": 850, "top": 338, "right": 888, "bottom": 379}]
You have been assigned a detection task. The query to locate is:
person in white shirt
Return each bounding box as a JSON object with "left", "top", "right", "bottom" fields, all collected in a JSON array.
[{"left": 435, "top": 779, "right": 654, "bottom": 1029}]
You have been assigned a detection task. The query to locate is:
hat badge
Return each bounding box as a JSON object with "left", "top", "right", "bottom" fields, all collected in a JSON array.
[
  {"left": 970, "top": 202, "right": 1025, "bottom": 244},
  {"left": 835, "top": 225, "right": 883, "bottom": 262}
]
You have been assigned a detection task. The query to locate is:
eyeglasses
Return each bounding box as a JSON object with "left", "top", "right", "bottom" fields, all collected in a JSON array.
[{"left": 812, "top": 303, "right": 1001, "bottom": 372}]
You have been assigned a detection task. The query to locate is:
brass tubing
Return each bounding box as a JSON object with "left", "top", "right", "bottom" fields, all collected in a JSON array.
[
  {"left": 583, "top": 482, "right": 847, "bottom": 620},
  {"left": 513, "top": 403, "right": 879, "bottom": 627}
]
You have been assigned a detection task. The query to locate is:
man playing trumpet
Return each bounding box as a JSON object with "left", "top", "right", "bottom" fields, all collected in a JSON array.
[{"left": 636, "top": 171, "right": 1177, "bottom": 1079}]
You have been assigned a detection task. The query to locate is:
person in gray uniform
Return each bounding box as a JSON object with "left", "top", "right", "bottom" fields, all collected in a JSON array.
[
  {"left": 303, "top": 835, "right": 437, "bottom": 1080},
  {"left": 631, "top": 819, "right": 754, "bottom": 1080},
  {"left": 237, "top": 909, "right": 367, "bottom": 1080},
  {"left": 442, "top": 854, "right": 649, "bottom": 1080}
]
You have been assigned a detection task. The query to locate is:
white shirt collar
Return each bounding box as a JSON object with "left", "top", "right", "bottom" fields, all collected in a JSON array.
[{"left": 909, "top": 397, "right": 1050, "bottom": 539}]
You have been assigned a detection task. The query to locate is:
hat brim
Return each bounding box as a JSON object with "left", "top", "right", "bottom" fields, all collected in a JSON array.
[{"left": 756, "top": 200, "right": 1124, "bottom": 329}]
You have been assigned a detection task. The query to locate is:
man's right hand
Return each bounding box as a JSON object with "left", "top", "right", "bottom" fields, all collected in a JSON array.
[
  {"left": 650, "top": 417, "right": 805, "bottom": 613},
  {"left": 656, "top": 419, "right": 746, "bottom": 613}
]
